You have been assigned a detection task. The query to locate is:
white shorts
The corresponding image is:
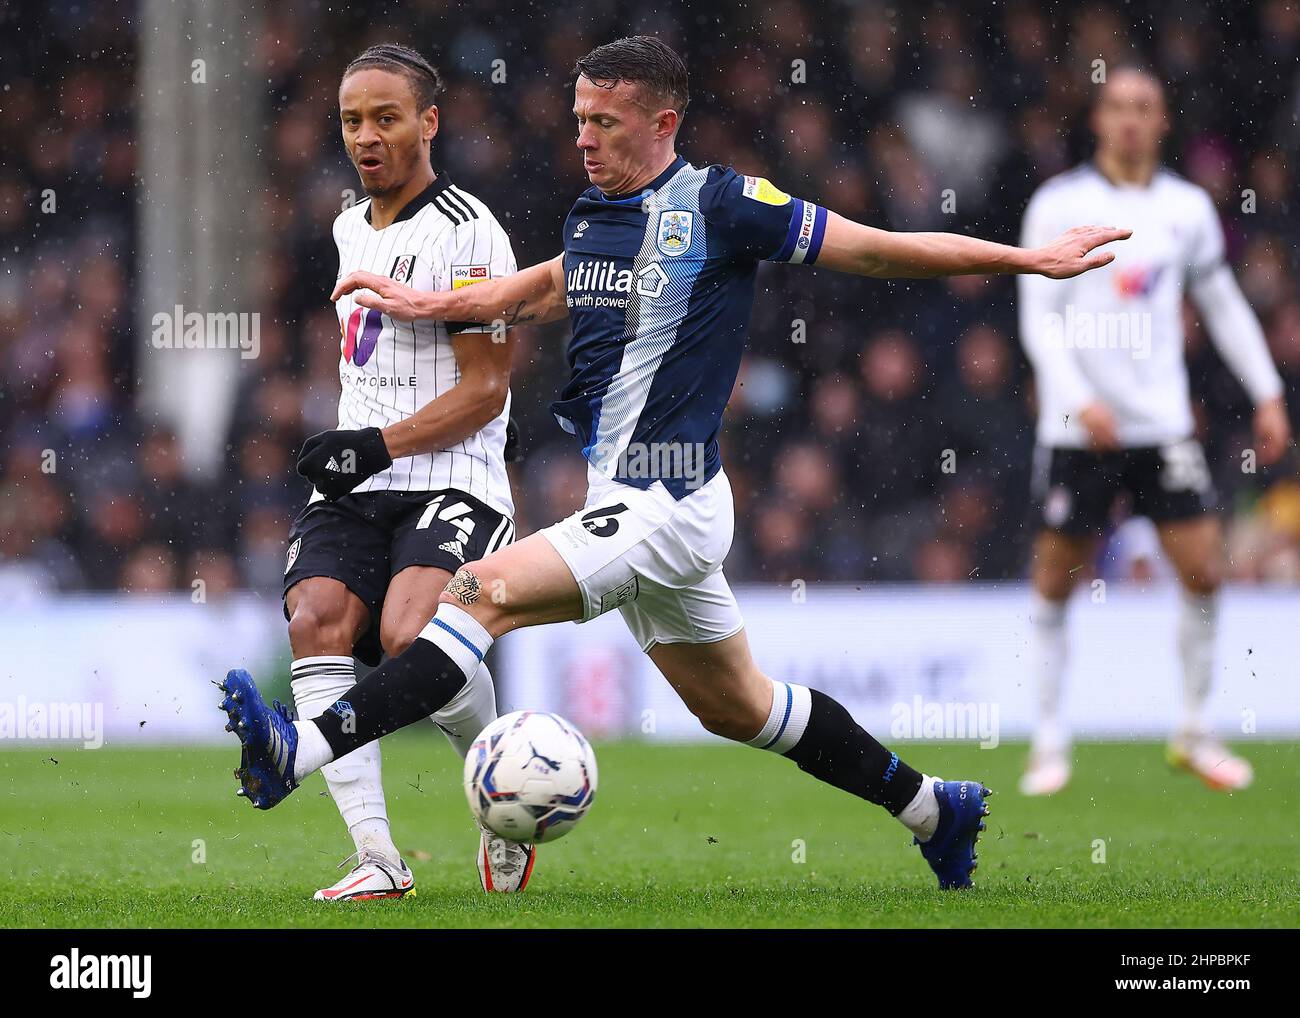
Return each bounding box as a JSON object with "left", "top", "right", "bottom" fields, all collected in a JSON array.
[{"left": 539, "top": 465, "right": 745, "bottom": 652}]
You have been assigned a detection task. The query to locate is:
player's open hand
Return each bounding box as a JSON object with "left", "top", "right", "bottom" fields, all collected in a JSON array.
[
  {"left": 1031, "top": 226, "right": 1132, "bottom": 279},
  {"left": 331, "top": 270, "right": 429, "bottom": 321}
]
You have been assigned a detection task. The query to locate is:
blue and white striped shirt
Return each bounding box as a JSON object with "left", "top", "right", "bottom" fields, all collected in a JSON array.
[{"left": 551, "top": 156, "right": 828, "bottom": 498}]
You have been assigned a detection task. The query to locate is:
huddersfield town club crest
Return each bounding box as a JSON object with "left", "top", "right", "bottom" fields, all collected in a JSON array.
[{"left": 657, "top": 210, "right": 692, "bottom": 256}]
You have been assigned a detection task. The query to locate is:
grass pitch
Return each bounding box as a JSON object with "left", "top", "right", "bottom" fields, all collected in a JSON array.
[{"left": 1, "top": 737, "right": 1295, "bottom": 928}]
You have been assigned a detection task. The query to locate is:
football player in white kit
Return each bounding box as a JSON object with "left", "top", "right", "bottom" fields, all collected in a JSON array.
[
  {"left": 282, "top": 44, "right": 534, "bottom": 899},
  {"left": 1017, "top": 68, "right": 1291, "bottom": 795},
  {"left": 225, "top": 37, "right": 1129, "bottom": 892}
]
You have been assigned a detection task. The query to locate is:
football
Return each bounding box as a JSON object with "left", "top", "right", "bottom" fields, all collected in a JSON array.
[{"left": 464, "top": 711, "right": 598, "bottom": 843}]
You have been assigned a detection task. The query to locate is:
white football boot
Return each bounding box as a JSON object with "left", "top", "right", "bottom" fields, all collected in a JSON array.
[
  {"left": 1019, "top": 722, "right": 1071, "bottom": 796},
  {"left": 313, "top": 850, "right": 416, "bottom": 902},
  {"left": 477, "top": 825, "right": 537, "bottom": 892},
  {"left": 1020, "top": 749, "right": 1071, "bottom": 796},
  {"left": 1166, "top": 733, "right": 1253, "bottom": 791}
]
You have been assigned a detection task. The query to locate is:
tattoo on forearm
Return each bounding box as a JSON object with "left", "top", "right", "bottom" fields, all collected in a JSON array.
[{"left": 500, "top": 301, "right": 539, "bottom": 327}]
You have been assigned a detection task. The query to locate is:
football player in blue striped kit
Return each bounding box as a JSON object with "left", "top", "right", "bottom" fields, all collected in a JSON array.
[{"left": 224, "top": 36, "right": 1128, "bottom": 890}]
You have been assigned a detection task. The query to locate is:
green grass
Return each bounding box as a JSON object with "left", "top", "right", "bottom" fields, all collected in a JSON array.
[{"left": 0, "top": 738, "right": 1296, "bottom": 928}]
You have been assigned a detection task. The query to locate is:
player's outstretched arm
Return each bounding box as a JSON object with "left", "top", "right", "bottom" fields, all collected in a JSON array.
[
  {"left": 331, "top": 254, "right": 569, "bottom": 326},
  {"left": 814, "top": 212, "right": 1131, "bottom": 280}
]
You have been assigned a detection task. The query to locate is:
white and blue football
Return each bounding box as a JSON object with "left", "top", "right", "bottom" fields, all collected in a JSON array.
[{"left": 464, "top": 710, "right": 598, "bottom": 844}]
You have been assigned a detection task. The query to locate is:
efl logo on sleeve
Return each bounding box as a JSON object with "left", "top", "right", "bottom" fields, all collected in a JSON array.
[
  {"left": 742, "top": 175, "right": 791, "bottom": 206},
  {"left": 452, "top": 264, "right": 491, "bottom": 289}
]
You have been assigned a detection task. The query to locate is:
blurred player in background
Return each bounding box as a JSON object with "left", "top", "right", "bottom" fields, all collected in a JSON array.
[
  {"left": 225, "top": 35, "right": 1128, "bottom": 891},
  {"left": 1017, "top": 67, "right": 1291, "bottom": 796},
  {"left": 281, "top": 43, "right": 533, "bottom": 898}
]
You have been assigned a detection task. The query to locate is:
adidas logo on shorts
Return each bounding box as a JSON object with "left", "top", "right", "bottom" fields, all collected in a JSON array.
[{"left": 438, "top": 539, "right": 466, "bottom": 562}]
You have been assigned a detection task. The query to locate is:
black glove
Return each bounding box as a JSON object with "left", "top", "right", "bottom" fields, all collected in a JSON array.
[
  {"left": 504, "top": 415, "right": 524, "bottom": 464},
  {"left": 296, "top": 427, "right": 392, "bottom": 498}
]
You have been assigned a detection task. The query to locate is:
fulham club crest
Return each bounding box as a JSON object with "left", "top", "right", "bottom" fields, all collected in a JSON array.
[{"left": 390, "top": 254, "right": 417, "bottom": 284}]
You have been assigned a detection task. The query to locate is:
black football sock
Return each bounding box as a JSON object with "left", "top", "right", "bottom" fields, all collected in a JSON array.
[
  {"left": 309, "top": 603, "right": 493, "bottom": 760},
  {"left": 747, "top": 680, "right": 923, "bottom": 814},
  {"left": 310, "top": 639, "right": 464, "bottom": 757}
]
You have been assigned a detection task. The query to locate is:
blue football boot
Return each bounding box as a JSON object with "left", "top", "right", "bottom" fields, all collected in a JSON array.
[
  {"left": 916, "top": 779, "right": 992, "bottom": 889},
  {"left": 218, "top": 668, "right": 299, "bottom": 809}
]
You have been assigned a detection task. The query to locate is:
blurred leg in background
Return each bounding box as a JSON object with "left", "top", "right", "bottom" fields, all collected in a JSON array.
[
  {"left": 1158, "top": 516, "right": 1252, "bottom": 790},
  {"left": 1021, "top": 528, "right": 1099, "bottom": 796}
]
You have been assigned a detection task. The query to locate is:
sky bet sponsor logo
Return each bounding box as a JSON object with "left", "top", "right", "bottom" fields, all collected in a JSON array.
[
  {"left": 50, "top": 949, "right": 151, "bottom": 997},
  {"left": 452, "top": 264, "right": 491, "bottom": 289},
  {"left": 566, "top": 259, "right": 669, "bottom": 309}
]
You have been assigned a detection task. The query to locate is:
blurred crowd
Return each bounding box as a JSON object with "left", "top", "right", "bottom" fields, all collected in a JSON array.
[{"left": 3, "top": 0, "right": 1300, "bottom": 598}]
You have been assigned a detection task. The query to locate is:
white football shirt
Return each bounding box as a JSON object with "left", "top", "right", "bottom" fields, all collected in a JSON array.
[
  {"left": 1018, "top": 163, "right": 1281, "bottom": 448},
  {"left": 331, "top": 173, "right": 517, "bottom": 515}
]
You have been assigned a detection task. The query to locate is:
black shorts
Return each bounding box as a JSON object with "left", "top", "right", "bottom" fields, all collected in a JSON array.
[
  {"left": 282, "top": 489, "right": 515, "bottom": 665},
  {"left": 1032, "top": 441, "right": 1217, "bottom": 536}
]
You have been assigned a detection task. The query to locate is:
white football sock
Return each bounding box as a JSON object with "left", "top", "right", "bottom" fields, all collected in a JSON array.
[
  {"left": 897, "top": 774, "right": 940, "bottom": 842},
  {"left": 1177, "top": 589, "right": 1219, "bottom": 740},
  {"left": 1029, "top": 591, "right": 1069, "bottom": 753},
  {"left": 348, "top": 817, "right": 399, "bottom": 863},
  {"left": 291, "top": 656, "right": 397, "bottom": 861},
  {"left": 430, "top": 661, "right": 498, "bottom": 759},
  {"left": 292, "top": 718, "right": 334, "bottom": 780},
  {"left": 745, "top": 678, "right": 813, "bottom": 752},
  {"left": 417, "top": 602, "right": 495, "bottom": 676}
]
